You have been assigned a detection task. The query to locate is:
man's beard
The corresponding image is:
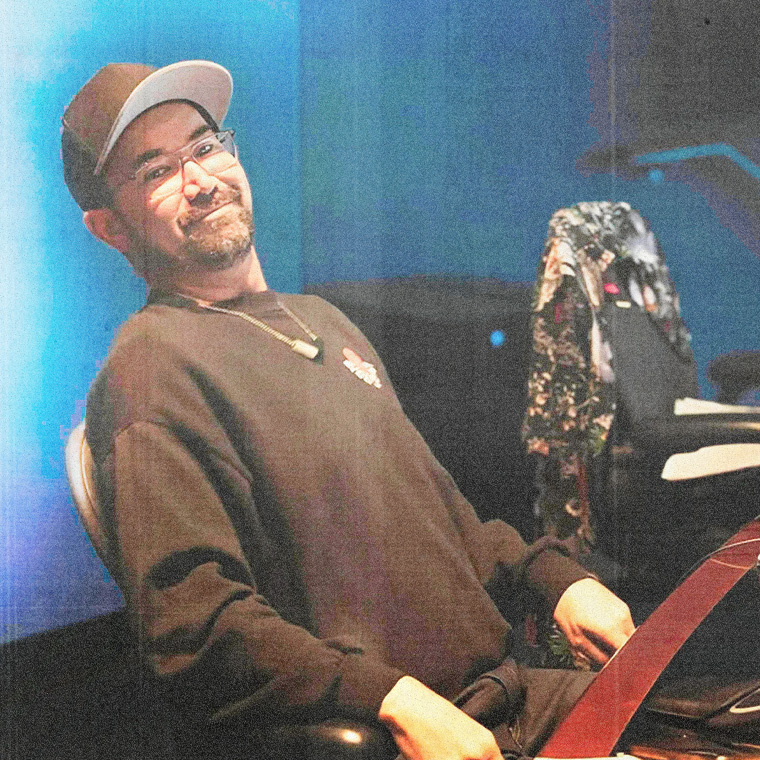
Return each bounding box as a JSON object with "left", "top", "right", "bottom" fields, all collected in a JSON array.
[
  {"left": 181, "top": 203, "right": 254, "bottom": 270},
  {"left": 125, "top": 194, "right": 255, "bottom": 277}
]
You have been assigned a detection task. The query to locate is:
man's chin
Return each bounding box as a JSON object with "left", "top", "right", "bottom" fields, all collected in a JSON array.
[
  {"left": 184, "top": 207, "right": 254, "bottom": 270},
  {"left": 190, "top": 245, "right": 251, "bottom": 271}
]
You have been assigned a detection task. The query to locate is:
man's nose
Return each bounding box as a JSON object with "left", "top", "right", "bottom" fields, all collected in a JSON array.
[{"left": 180, "top": 159, "right": 217, "bottom": 201}]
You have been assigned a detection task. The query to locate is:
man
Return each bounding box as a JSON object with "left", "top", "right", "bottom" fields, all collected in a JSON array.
[{"left": 62, "top": 61, "right": 634, "bottom": 760}]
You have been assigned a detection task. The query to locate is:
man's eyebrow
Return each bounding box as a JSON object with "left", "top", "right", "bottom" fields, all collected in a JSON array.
[
  {"left": 189, "top": 124, "right": 213, "bottom": 141},
  {"left": 130, "top": 124, "right": 214, "bottom": 171}
]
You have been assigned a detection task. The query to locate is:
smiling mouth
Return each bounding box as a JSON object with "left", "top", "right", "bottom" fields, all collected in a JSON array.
[{"left": 181, "top": 201, "right": 234, "bottom": 231}]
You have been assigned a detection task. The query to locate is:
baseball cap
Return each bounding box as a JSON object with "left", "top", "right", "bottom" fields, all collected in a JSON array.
[{"left": 62, "top": 60, "right": 233, "bottom": 210}]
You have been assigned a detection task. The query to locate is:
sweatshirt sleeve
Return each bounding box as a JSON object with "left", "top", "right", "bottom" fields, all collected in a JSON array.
[
  {"left": 93, "top": 418, "right": 404, "bottom": 727},
  {"left": 434, "top": 467, "right": 593, "bottom": 613}
]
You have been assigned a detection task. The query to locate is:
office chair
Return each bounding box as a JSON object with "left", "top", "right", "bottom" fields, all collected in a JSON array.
[
  {"left": 523, "top": 202, "right": 760, "bottom": 611},
  {"left": 65, "top": 420, "right": 112, "bottom": 569},
  {"left": 64, "top": 421, "right": 396, "bottom": 760}
]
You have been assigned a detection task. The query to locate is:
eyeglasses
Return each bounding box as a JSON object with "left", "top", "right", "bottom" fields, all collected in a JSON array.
[{"left": 111, "top": 129, "right": 238, "bottom": 198}]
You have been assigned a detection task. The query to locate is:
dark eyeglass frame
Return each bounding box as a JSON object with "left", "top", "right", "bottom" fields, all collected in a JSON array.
[{"left": 109, "top": 129, "right": 238, "bottom": 193}]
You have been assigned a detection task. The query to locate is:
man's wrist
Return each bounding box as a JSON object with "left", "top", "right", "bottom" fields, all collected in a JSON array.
[
  {"left": 526, "top": 545, "right": 594, "bottom": 611},
  {"left": 378, "top": 675, "right": 420, "bottom": 727}
]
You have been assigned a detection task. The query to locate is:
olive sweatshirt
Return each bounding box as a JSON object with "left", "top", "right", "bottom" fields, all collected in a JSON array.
[{"left": 85, "top": 289, "right": 589, "bottom": 728}]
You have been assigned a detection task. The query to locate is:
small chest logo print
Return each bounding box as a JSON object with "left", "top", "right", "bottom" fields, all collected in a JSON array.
[{"left": 342, "top": 348, "right": 382, "bottom": 389}]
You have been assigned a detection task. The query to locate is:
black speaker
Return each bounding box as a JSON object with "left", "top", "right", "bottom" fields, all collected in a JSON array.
[{"left": 305, "top": 276, "right": 537, "bottom": 535}]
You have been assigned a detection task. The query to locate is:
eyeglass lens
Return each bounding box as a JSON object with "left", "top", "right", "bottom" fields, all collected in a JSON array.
[{"left": 135, "top": 131, "right": 237, "bottom": 196}]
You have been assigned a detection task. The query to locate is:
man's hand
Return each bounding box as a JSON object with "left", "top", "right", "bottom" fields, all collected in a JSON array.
[
  {"left": 553, "top": 577, "right": 635, "bottom": 667},
  {"left": 379, "top": 675, "right": 505, "bottom": 760}
]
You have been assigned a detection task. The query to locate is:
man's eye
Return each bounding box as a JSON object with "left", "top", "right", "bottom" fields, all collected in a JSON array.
[
  {"left": 194, "top": 141, "right": 217, "bottom": 159},
  {"left": 142, "top": 164, "right": 173, "bottom": 184}
]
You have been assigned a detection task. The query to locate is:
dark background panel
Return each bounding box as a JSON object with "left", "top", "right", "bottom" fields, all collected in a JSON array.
[{"left": 306, "top": 277, "right": 537, "bottom": 532}]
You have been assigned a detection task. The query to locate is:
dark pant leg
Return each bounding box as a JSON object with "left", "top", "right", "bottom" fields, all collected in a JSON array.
[{"left": 493, "top": 668, "right": 596, "bottom": 757}]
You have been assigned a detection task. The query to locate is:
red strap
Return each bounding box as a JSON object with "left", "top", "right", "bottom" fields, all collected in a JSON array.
[{"left": 539, "top": 518, "right": 760, "bottom": 758}]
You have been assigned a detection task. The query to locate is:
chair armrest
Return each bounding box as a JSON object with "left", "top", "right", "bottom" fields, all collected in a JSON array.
[{"left": 258, "top": 719, "right": 398, "bottom": 759}]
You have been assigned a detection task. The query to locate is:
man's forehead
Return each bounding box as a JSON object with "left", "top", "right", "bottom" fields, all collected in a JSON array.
[{"left": 107, "top": 101, "right": 210, "bottom": 169}]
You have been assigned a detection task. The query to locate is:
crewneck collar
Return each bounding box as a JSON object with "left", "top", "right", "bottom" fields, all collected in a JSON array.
[{"left": 147, "top": 288, "right": 284, "bottom": 315}]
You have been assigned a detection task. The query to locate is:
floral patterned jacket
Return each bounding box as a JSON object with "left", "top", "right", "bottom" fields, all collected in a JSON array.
[{"left": 522, "top": 202, "right": 693, "bottom": 548}]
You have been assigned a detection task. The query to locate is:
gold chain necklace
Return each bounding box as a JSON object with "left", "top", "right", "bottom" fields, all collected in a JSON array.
[{"left": 193, "top": 299, "right": 324, "bottom": 361}]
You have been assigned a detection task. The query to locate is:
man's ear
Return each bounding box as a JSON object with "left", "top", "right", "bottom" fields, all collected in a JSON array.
[{"left": 83, "top": 208, "right": 132, "bottom": 254}]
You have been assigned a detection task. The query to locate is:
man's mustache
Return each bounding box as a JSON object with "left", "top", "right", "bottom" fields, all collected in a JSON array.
[{"left": 178, "top": 187, "right": 243, "bottom": 231}]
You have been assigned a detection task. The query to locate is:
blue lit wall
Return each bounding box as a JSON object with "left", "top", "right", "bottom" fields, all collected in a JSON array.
[
  {"left": 1, "top": 0, "right": 301, "bottom": 641},
  {"left": 299, "top": 0, "right": 760, "bottom": 392},
  {"left": 301, "top": 0, "right": 606, "bottom": 281}
]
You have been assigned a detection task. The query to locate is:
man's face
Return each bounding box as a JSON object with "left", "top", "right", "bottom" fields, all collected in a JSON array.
[{"left": 103, "top": 101, "right": 254, "bottom": 275}]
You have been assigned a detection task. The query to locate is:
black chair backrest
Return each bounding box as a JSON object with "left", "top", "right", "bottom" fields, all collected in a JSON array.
[{"left": 602, "top": 300, "right": 699, "bottom": 428}]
